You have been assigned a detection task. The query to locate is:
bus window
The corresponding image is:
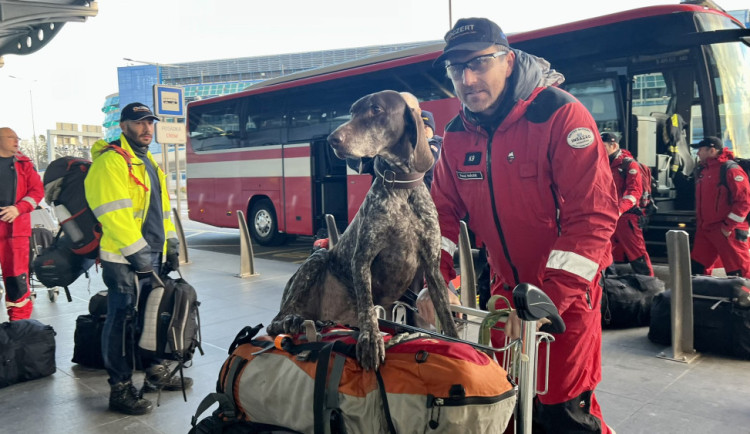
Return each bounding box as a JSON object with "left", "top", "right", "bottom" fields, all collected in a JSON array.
[
  {"left": 188, "top": 99, "right": 241, "bottom": 151},
  {"left": 565, "top": 77, "right": 620, "bottom": 134},
  {"left": 243, "top": 93, "right": 285, "bottom": 147},
  {"left": 632, "top": 73, "right": 670, "bottom": 118}
]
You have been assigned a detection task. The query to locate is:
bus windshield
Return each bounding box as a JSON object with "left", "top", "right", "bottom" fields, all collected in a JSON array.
[{"left": 699, "top": 13, "right": 750, "bottom": 156}]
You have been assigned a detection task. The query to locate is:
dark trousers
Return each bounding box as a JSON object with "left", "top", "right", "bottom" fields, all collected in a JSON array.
[{"left": 102, "top": 252, "right": 161, "bottom": 385}]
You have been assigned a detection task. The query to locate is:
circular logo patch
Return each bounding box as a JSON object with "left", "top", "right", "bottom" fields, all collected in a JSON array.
[
  {"left": 567, "top": 128, "right": 595, "bottom": 149},
  {"left": 629, "top": 169, "right": 638, "bottom": 175},
  {"left": 735, "top": 175, "right": 745, "bottom": 182}
]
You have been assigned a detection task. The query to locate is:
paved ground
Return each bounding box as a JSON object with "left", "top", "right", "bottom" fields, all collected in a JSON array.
[{"left": 1, "top": 246, "right": 749, "bottom": 433}]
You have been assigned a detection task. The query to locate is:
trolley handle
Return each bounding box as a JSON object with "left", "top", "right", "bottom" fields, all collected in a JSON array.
[{"left": 512, "top": 283, "right": 565, "bottom": 334}]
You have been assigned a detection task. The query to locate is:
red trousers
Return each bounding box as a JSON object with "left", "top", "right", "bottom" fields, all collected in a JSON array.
[
  {"left": 489, "top": 279, "right": 611, "bottom": 433},
  {"left": 0, "top": 234, "right": 33, "bottom": 320},
  {"left": 691, "top": 227, "right": 750, "bottom": 277},
  {"left": 611, "top": 213, "right": 654, "bottom": 276}
]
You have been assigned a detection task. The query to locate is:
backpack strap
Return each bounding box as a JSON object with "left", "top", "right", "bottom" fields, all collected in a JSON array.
[
  {"left": 101, "top": 145, "right": 149, "bottom": 192},
  {"left": 719, "top": 160, "right": 738, "bottom": 189}
]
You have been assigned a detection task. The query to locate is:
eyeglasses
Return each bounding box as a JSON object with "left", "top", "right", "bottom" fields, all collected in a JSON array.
[{"left": 445, "top": 51, "right": 508, "bottom": 80}]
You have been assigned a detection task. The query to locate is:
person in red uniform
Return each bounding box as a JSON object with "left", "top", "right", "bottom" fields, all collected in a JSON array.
[
  {"left": 0, "top": 127, "right": 43, "bottom": 320},
  {"left": 430, "top": 18, "right": 618, "bottom": 433},
  {"left": 690, "top": 136, "right": 750, "bottom": 277},
  {"left": 602, "top": 132, "right": 654, "bottom": 276}
]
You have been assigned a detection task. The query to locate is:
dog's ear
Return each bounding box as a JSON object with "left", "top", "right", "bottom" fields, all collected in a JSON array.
[{"left": 406, "top": 105, "right": 434, "bottom": 173}]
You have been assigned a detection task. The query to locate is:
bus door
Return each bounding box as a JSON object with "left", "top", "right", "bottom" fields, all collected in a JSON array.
[{"left": 311, "top": 137, "right": 348, "bottom": 236}]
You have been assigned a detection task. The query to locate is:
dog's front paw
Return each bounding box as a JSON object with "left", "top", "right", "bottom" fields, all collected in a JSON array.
[
  {"left": 356, "top": 324, "right": 385, "bottom": 371},
  {"left": 266, "top": 314, "right": 306, "bottom": 336}
]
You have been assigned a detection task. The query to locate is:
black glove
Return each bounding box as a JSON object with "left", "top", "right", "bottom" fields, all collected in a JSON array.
[{"left": 163, "top": 238, "right": 180, "bottom": 274}]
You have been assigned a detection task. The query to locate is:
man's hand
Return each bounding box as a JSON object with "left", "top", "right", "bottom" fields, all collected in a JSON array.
[
  {"left": 504, "top": 309, "right": 551, "bottom": 341},
  {"left": 721, "top": 226, "right": 732, "bottom": 237},
  {"left": 0, "top": 205, "right": 20, "bottom": 223},
  {"left": 164, "top": 250, "right": 179, "bottom": 274},
  {"left": 416, "top": 285, "right": 461, "bottom": 327}
]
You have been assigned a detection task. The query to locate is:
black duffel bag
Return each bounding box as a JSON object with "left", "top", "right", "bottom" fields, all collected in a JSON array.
[
  {"left": 602, "top": 273, "right": 665, "bottom": 328},
  {"left": 648, "top": 275, "right": 750, "bottom": 359},
  {"left": 0, "top": 319, "right": 57, "bottom": 388}
]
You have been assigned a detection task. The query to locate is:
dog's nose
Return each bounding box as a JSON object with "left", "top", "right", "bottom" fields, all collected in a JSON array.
[{"left": 328, "top": 131, "right": 344, "bottom": 149}]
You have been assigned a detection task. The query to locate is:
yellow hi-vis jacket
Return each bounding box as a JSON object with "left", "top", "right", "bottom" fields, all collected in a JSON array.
[{"left": 85, "top": 135, "right": 177, "bottom": 267}]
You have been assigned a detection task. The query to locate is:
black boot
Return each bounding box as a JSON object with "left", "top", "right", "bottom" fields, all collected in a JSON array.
[
  {"left": 144, "top": 362, "right": 193, "bottom": 392},
  {"left": 109, "top": 381, "right": 153, "bottom": 415}
]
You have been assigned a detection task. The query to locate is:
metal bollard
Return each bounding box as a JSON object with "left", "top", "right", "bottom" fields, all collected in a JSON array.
[
  {"left": 172, "top": 207, "right": 189, "bottom": 265},
  {"left": 236, "top": 210, "right": 259, "bottom": 278},
  {"left": 658, "top": 230, "right": 699, "bottom": 363},
  {"left": 458, "top": 221, "right": 477, "bottom": 308},
  {"left": 325, "top": 214, "right": 340, "bottom": 248}
]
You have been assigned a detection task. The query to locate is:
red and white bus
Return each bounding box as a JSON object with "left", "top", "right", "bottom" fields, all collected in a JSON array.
[{"left": 186, "top": 2, "right": 750, "bottom": 257}]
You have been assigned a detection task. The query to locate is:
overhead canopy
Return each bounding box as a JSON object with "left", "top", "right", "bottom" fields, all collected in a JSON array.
[{"left": 0, "top": 0, "right": 98, "bottom": 61}]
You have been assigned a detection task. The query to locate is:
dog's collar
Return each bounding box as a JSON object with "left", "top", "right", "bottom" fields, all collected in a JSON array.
[{"left": 373, "top": 160, "right": 424, "bottom": 190}]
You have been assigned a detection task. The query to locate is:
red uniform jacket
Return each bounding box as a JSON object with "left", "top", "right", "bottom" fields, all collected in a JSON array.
[
  {"left": 0, "top": 153, "right": 44, "bottom": 238},
  {"left": 695, "top": 149, "right": 750, "bottom": 232},
  {"left": 431, "top": 86, "right": 619, "bottom": 315},
  {"left": 610, "top": 149, "right": 643, "bottom": 215}
]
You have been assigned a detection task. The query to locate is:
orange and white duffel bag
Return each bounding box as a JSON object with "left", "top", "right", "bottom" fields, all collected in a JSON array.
[{"left": 191, "top": 321, "right": 516, "bottom": 433}]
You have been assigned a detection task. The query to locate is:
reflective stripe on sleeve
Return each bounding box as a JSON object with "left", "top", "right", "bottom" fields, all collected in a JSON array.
[
  {"left": 728, "top": 212, "right": 745, "bottom": 223},
  {"left": 99, "top": 250, "right": 130, "bottom": 264},
  {"left": 92, "top": 198, "right": 133, "bottom": 218},
  {"left": 120, "top": 238, "right": 149, "bottom": 257},
  {"left": 623, "top": 195, "right": 637, "bottom": 205},
  {"left": 21, "top": 196, "right": 38, "bottom": 208},
  {"left": 441, "top": 236, "right": 457, "bottom": 256},
  {"left": 545, "top": 249, "right": 599, "bottom": 282}
]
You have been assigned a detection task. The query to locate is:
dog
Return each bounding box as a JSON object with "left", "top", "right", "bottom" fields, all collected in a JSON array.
[{"left": 267, "top": 90, "right": 459, "bottom": 371}]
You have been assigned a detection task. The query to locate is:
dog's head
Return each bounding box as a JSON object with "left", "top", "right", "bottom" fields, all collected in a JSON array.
[{"left": 328, "top": 90, "right": 433, "bottom": 173}]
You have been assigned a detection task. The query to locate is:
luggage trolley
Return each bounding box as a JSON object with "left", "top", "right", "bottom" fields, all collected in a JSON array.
[{"left": 28, "top": 207, "right": 61, "bottom": 302}]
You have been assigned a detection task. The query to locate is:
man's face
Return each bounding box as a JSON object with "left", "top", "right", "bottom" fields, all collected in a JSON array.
[
  {"left": 697, "top": 146, "right": 719, "bottom": 163},
  {"left": 445, "top": 46, "right": 515, "bottom": 116},
  {"left": 120, "top": 119, "right": 155, "bottom": 147},
  {"left": 605, "top": 141, "right": 618, "bottom": 156},
  {"left": 0, "top": 128, "right": 20, "bottom": 158}
]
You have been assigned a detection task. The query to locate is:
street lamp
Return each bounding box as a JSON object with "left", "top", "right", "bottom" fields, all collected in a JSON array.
[{"left": 8, "top": 75, "right": 39, "bottom": 167}]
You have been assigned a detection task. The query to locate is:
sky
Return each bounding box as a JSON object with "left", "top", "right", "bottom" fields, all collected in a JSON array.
[{"left": 0, "top": 0, "right": 748, "bottom": 140}]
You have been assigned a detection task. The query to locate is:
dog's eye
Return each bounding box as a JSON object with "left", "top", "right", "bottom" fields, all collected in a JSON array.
[{"left": 370, "top": 105, "right": 383, "bottom": 114}]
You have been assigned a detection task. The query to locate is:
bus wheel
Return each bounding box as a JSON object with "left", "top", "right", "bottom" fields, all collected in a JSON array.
[{"left": 249, "top": 199, "right": 286, "bottom": 246}]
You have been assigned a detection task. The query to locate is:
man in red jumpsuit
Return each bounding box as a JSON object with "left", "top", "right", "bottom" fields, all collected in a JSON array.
[
  {"left": 691, "top": 136, "right": 750, "bottom": 277},
  {"left": 0, "top": 127, "right": 43, "bottom": 320},
  {"left": 431, "top": 18, "right": 618, "bottom": 432},
  {"left": 602, "top": 132, "right": 654, "bottom": 276}
]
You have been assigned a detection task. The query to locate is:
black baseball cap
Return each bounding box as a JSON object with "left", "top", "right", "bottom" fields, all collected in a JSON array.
[
  {"left": 120, "top": 102, "right": 159, "bottom": 122},
  {"left": 434, "top": 17, "right": 511, "bottom": 66},
  {"left": 690, "top": 136, "right": 723, "bottom": 150},
  {"left": 601, "top": 132, "right": 619, "bottom": 144},
  {"left": 421, "top": 110, "right": 436, "bottom": 132}
]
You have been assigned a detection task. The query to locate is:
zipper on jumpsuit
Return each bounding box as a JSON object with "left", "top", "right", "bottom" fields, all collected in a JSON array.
[{"left": 484, "top": 130, "right": 520, "bottom": 286}]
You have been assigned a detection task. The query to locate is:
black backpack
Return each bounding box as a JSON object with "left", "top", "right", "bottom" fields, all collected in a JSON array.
[
  {"left": 138, "top": 272, "right": 203, "bottom": 398},
  {"left": 38, "top": 145, "right": 138, "bottom": 290}
]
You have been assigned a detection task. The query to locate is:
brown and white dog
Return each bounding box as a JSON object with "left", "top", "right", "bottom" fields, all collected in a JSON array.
[{"left": 267, "top": 90, "right": 459, "bottom": 371}]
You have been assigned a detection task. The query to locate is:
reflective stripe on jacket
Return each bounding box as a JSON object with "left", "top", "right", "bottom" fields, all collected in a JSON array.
[{"left": 84, "top": 135, "right": 177, "bottom": 266}]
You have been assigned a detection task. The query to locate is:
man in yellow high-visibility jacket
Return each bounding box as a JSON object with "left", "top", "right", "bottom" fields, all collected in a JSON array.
[{"left": 85, "top": 102, "right": 188, "bottom": 415}]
